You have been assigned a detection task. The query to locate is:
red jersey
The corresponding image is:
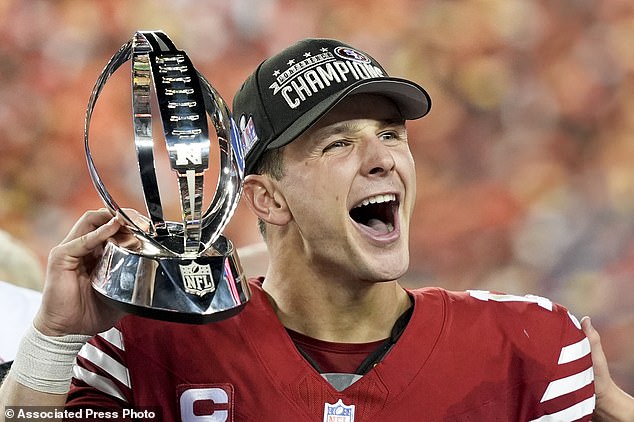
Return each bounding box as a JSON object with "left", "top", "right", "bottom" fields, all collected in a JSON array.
[{"left": 67, "top": 280, "right": 595, "bottom": 421}]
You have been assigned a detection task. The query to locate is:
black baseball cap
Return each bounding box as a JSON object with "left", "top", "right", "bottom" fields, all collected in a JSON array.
[{"left": 233, "top": 38, "right": 432, "bottom": 174}]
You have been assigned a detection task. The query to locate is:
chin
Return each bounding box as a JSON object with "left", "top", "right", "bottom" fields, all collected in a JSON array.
[{"left": 365, "top": 259, "right": 409, "bottom": 283}]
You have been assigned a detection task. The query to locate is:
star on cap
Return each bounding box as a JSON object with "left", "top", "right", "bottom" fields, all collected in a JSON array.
[
  {"left": 273, "top": 70, "right": 280, "bottom": 77},
  {"left": 320, "top": 48, "right": 328, "bottom": 52},
  {"left": 287, "top": 59, "right": 295, "bottom": 65},
  {"left": 303, "top": 52, "right": 312, "bottom": 57}
]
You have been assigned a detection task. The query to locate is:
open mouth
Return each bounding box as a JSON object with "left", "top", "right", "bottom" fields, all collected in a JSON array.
[{"left": 349, "top": 193, "right": 398, "bottom": 235}]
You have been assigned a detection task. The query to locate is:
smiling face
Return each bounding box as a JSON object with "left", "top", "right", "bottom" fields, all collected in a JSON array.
[{"left": 248, "top": 94, "right": 417, "bottom": 284}]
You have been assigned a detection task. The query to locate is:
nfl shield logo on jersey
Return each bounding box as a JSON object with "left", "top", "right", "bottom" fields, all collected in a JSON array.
[{"left": 323, "top": 399, "right": 355, "bottom": 422}]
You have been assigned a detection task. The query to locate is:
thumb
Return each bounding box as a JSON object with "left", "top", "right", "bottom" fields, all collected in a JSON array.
[{"left": 581, "top": 316, "right": 610, "bottom": 395}]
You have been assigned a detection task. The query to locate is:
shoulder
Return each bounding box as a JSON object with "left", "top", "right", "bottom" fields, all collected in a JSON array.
[
  {"left": 408, "top": 287, "right": 563, "bottom": 319},
  {"left": 115, "top": 277, "right": 272, "bottom": 345},
  {"left": 409, "top": 287, "right": 587, "bottom": 360},
  {"left": 458, "top": 289, "right": 579, "bottom": 332},
  {"left": 69, "top": 278, "right": 276, "bottom": 405},
  {"left": 414, "top": 287, "right": 574, "bottom": 322}
]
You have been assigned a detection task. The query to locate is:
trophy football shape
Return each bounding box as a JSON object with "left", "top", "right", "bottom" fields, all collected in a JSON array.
[{"left": 84, "top": 31, "right": 250, "bottom": 323}]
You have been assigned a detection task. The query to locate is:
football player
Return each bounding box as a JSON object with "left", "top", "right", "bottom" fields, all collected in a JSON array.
[{"left": 2, "top": 38, "right": 633, "bottom": 421}]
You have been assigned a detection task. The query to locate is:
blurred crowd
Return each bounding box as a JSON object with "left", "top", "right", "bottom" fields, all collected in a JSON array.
[{"left": 0, "top": 0, "right": 632, "bottom": 389}]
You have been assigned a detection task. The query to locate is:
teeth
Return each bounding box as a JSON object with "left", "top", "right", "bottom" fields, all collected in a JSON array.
[{"left": 356, "top": 193, "right": 396, "bottom": 208}]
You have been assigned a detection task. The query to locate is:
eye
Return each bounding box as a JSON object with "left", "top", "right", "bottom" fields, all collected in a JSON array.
[
  {"left": 379, "top": 130, "right": 406, "bottom": 143},
  {"left": 323, "top": 139, "right": 350, "bottom": 152}
]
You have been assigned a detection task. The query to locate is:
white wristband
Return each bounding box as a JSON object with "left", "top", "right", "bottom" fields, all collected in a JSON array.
[{"left": 10, "top": 324, "right": 91, "bottom": 394}]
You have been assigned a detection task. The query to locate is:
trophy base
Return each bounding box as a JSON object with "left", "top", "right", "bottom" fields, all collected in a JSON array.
[{"left": 91, "top": 237, "right": 251, "bottom": 324}]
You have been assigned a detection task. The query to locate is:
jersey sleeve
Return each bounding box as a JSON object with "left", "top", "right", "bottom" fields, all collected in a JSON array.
[
  {"left": 65, "top": 324, "right": 132, "bottom": 412},
  {"left": 529, "top": 309, "right": 595, "bottom": 421},
  {"left": 468, "top": 290, "right": 595, "bottom": 421}
]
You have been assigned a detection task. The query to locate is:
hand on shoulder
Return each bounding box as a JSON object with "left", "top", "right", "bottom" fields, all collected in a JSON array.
[{"left": 582, "top": 316, "right": 634, "bottom": 422}]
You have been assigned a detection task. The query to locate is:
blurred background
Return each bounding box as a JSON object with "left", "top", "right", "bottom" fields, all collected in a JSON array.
[{"left": 0, "top": 0, "right": 632, "bottom": 389}]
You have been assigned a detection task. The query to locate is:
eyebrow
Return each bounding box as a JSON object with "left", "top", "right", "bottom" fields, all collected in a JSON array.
[{"left": 313, "top": 118, "right": 406, "bottom": 139}]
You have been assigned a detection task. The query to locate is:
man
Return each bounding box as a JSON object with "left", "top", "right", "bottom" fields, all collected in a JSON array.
[{"left": 0, "top": 38, "right": 632, "bottom": 421}]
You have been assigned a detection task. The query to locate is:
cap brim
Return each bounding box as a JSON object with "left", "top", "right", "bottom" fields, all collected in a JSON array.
[{"left": 266, "top": 77, "right": 431, "bottom": 150}]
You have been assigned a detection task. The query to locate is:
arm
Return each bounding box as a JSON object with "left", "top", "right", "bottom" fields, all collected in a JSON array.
[
  {"left": 581, "top": 317, "right": 634, "bottom": 422},
  {"left": 0, "top": 209, "right": 125, "bottom": 411}
]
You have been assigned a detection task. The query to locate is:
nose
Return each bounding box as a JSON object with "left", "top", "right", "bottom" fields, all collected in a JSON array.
[{"left": 361, "top": 136, "right": 396, "bottom": 177}]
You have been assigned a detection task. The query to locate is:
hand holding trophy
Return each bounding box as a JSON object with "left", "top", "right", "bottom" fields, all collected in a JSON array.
[{"left": 84, "top": 31, "right": 250, "bottom": 323}]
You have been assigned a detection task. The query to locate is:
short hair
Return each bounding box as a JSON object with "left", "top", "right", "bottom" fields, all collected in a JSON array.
[{"left": 251, "top": 146, "right": 285, "bottom": 239}]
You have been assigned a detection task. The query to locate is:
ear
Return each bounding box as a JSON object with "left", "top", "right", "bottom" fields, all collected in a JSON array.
[{"left": 242, "top": 174, "right": 292, "bottom": 226}]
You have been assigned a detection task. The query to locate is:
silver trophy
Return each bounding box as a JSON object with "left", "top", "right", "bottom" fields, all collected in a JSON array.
[{"left": 84, "top": 31, "right": 250, "bottom": 323}]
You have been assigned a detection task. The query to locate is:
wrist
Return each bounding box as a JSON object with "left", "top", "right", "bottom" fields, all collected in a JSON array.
[
  {"left": 9, "top": 323, "right": 92, "bottom": 394},
  {"left": 33, "top": 312, "right": 77, "bottom": 337},
  {"left": 594, "top": 381, "right": 634, "bottom": 422}
]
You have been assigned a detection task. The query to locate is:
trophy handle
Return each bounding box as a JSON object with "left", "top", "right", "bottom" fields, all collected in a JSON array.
[
  {"left": 84, "top": 31, "right": 245, "bottom": 257},
  {"left": 130, "top": 32, "right": 168, "bottom": 237},
  {"left": 197, "top": 73, "right": 244, "bottom": 248}
]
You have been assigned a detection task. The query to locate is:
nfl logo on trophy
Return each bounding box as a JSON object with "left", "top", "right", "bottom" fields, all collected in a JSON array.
[
  {"left": 180, "top": 261, "right": 215, "bottom": 297},
  {"left": 84, "top": 31, "right": 249, "bottom": 323}
]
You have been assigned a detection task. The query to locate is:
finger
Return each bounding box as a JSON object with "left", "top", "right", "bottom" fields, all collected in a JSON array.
[
  {"left": 62, "top": 217, "right": 122, "bottom": 258},
  {"left": 581, "top": 316, "right": 609, "bottom": 377},
  {"left": 62, "top": 209, "right": 114, "bottom": 243},
  {"left": 116, "top": 208, "right": 151, "bottom": 232},
  {"left": 581, "top": 316, "right": 601, "bottom": 350}
]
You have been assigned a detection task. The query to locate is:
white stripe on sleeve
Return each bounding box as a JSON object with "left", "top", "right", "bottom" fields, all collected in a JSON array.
[
  {"left": 540, "top": 367, "right": 594, "bottom": 403},
  {"left": 530, "top": 395, "right": 595, "bottom": 422},
  {"left": 72, "top": 365, "right": 128, "bottom": 403},
  {"left": 97, "top": 327, "right": 125, "bottom": 351},
  {"left": 78, "top": 342, "right": 131, "bottom": 388},
  {"left": 558, "top": 337, "right": 591, "bottom": 365}
]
